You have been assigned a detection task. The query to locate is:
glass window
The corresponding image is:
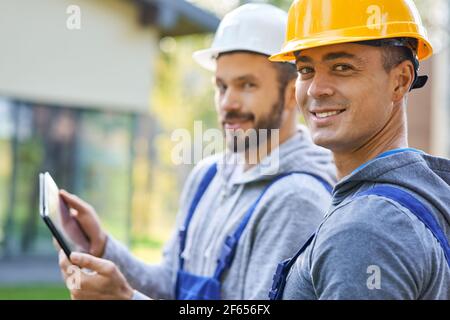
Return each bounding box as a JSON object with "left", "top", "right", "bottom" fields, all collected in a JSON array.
[{"left": 0, "top": 99, "right": 135, "bottom": 257}]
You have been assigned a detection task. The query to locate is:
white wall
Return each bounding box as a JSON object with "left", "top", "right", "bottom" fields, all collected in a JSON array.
[
  {"left": 429, "top": 0, "right": 450, "bottom": 157},
  {"left": 0, "top": 0, "right": 159, "bottom": 113},
  {"left": 430, "top": 48, "right": 450, "bottom": 157}
]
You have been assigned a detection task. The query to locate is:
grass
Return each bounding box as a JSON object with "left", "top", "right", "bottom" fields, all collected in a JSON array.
[
  {"left": 0, "top": 237, "right": 166, "bottom": 300},
  {"left": 0, "top": 284, "right": 70, "bottom": 300},
  {"left": 131, "top": 235, "right": 165, "bottom": 263}
]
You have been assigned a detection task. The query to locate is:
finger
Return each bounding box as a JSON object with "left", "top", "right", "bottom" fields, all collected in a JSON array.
[
  {"left": 69, "top": 208, "right": 78, "bottom": 218},
  {"left": 60, "top": 190, "right": 101, "bottom": 245},
  {"left": 70, "top": 205, "right": 98, "bottom": 233},
  {"left": 70, "top": 252, "right": 114, "bottom": 275},
  {"left": 59, "top": 249, "right": 71, "bottom": 269},
  {"left": 58, "top": 250, "right": 72, "bottom": 281},
  {"left": 59, "top": 190, "right": 92, "bottom": 213},
  {"left": 60, "top": 190, "right": 101, "bottom": 240}
]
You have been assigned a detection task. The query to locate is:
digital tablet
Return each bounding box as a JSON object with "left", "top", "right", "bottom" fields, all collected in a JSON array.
[{"left": 39, "top": 172, "right": 90, "bottom": 259}]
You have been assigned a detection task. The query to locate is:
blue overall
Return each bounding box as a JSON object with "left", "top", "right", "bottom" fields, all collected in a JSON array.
[
  {"left": 269, "top": 150, "right": 450, "bottom": 300},
  {"left": 175, "top": 163, "right": 333, "bottom": 300}
]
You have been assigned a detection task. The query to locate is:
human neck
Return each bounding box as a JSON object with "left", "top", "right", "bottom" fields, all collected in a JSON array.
[{"left": 333, "top": 110, "right": 408, "bottom": 180}]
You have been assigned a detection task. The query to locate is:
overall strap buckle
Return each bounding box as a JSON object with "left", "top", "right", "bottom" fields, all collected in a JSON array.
[{"left": 268, "top": 258, "right": 291, "bottom": 300}]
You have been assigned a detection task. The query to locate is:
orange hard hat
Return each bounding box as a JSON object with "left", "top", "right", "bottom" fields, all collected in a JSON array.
[{"left": 270, "top": 0, "right": 433, "bottom": 62}]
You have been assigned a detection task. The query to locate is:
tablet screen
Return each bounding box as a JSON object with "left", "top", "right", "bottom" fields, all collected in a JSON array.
[{"left": 43, "top": 172, "right": 90, "bottom": 253}]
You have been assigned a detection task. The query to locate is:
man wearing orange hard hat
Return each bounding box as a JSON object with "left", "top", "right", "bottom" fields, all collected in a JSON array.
[{"left": 269, "top": 0, "right": 450, "bottom": 299}]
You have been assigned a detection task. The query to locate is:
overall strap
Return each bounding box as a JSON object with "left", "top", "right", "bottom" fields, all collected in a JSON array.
[
  {"left": 214, "top": 171, "right": 333, "bottom": 280},
  {"left": 268, "top": 232, "right": 315, "bottom": 300},
  {"left": 354, "top": 185, "right": 450, "bottom": 267},
  {"left": 269, "top": 183, "right": 450, "bottom": 300},
  {"left": 178, "top": 163, "right": 218, "bottom": 270}
]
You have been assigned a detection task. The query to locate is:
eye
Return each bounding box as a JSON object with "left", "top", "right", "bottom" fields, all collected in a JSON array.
[
  {"left": 216, "top": 82, "right": 227, "bottom": 93},
  {"left": 333, "top": 64, "right": 354, "bottom": 72},
  {"left": 297, "top": 66, "right": 314, "bottom": 75},
  {"left": 242, "top": 82, "right": 256, "bottom": 89}
]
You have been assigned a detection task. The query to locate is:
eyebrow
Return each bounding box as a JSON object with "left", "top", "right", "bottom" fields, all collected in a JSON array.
[
  {"left": 215, "top": 74, "right": 259, "bottom": 83},
  {"left": 296, "top": 51, "right": 366, "bottom": 64}
]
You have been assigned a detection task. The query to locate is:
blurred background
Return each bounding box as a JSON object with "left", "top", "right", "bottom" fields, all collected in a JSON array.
[{"left": 0, "top": 0, "right": 448, "bottom": 299}]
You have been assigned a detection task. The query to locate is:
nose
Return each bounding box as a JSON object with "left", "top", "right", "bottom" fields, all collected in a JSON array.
[
  {"left": 218, "top": 87, "right": 241, "bottom": 113},
  {"left": 307, "top": 71, "right": 335, "bottom": 99}
]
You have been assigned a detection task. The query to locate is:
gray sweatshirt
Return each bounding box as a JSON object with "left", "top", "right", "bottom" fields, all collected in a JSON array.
[
  {"left": 103, "top": 126, "right": 336, "bottom": 299},
  {"left": 283, "top": 150, "right": 450, "bottom": 299}
]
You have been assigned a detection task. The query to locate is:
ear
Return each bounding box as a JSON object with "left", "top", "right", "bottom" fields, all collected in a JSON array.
[
  {"left": 283, "top": 78, "right": 298, "bottom": 111},
  {"left": 391, "top": 60, "right": 415, "bottom": 103}
]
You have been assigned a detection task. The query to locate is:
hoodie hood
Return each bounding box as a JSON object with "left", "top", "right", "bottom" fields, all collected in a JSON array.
[
  {"left": 216, "top": 125, "right": 336, "bottom": 188},
  {"left": 333, "top": 150, "right": 450, "bottom": 237}
]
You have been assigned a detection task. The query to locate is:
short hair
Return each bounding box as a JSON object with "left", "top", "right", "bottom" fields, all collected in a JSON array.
[
  {"left": 357, "top": 38, "right": 419, "bottom": 73},
  {"left": 357, "top": 38, "right": 423, "bottom": 89},
  {"left": 380, "top": 45, "right": 417, "bottom": 73}
]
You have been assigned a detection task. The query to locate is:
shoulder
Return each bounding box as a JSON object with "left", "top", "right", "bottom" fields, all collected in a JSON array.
[
  {"left": 317, "top": 194, "right": 429, "bottom": 250},
  {"left": 182, "top": 154, "right": 222, "bottom": 190},
  {"left": 177, "top": 154, "right": 222, "bottom": 212},
  {"left": 261, "top": 173, "right": 332, "bottom": 207},
  {"left": 189, "top": 154, "right": 222, "bottom": 181},
  {"left": 307, "top": 194, "right": 431, "bottom": 298},
  {"left": 251, "top": 173, "right": 333, "bottom": 233},
  {"left": 323, "top": 191, "right": 431, "bottom": 238}
]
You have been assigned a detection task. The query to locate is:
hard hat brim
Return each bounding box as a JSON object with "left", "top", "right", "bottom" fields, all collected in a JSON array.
[
  {"left": 192, "top": 48, "right": 219, "bottom": 72},
  {"left": 270, "top": 32, "right": 433, "bottom": 63},
  {"left": 193, "top": 46, "right": 276, "bottom": 72}
]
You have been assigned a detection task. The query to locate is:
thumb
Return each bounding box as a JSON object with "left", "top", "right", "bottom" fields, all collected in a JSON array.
[{"left": 70, "top": 252, "right": 112, "bottom": 275}]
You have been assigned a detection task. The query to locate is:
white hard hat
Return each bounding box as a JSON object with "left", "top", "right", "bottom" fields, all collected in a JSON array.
[{"left": 193, "top": 3, "right": 288, "bottom": 71}]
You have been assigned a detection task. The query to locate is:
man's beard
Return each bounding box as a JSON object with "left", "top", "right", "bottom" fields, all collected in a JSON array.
[{"left": 224, "top": 98, "right": 284, "bottom": 153}]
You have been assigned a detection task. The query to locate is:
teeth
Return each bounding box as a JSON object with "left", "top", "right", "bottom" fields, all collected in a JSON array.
[{"left": 316, "top": 111, "right": 340, "bottom": 118}]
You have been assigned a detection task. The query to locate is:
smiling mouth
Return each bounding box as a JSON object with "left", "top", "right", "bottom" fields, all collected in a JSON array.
[
  {"left": 311, "top": 110, "right": 346, "bottom": 119},
  {"left": 224, "top": 120, "right": 252, "bottom": 130},
  {"left": 223, "top": 116, "right": 254, "bottom": 128}
]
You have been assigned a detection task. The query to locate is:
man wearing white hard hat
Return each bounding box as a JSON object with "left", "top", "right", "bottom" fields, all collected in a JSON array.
[{"left": 57, "top": 3, "right": 335, "bottom": 300}]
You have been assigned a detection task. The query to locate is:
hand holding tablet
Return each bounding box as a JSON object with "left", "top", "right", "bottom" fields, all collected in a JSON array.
[{"left": 39, "top": 172, "right": 90, "bottom": 260}]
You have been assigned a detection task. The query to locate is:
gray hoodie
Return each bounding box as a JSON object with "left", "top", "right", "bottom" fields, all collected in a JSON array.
[
  {"left": 283, "top": 150, "right": 450, "bottom": 299},
  {"left": 103, "top": 126, "right": 336, "bottom": 299}
]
